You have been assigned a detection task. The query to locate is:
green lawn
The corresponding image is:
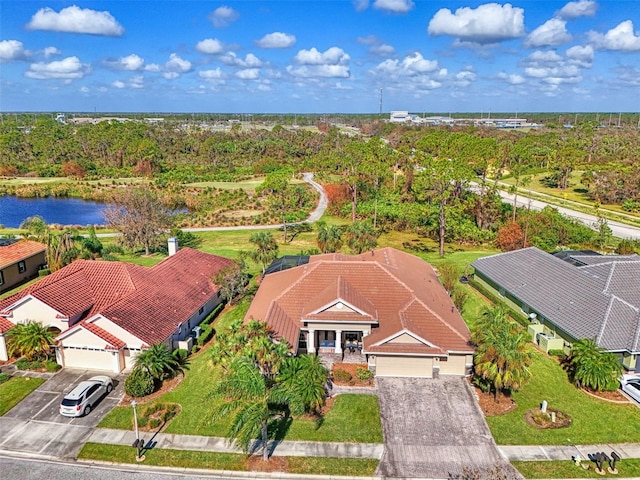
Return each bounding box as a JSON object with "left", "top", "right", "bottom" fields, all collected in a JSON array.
[
  {"left": 486, "top": 352, "right": 640, "bottom": 445},
  {"left": 0, "top": 376, "right": 46, "bottom": 416},
  {"left": 78, "top": 443, "right": 379, "bottom": 476},
  {"left": 99, "top": 299, "right": 383, "bottom": 444},
  {"left": 514, "top": 459, "right": 640, "bottom": 479}
]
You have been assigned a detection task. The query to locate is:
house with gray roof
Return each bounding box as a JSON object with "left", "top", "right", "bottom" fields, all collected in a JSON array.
[{"left": 471, "top": 247, "right": 640, "bottom": 372}]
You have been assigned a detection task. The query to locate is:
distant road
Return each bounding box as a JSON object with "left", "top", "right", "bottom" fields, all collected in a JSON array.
[{"left": 478, "top": 183, "right": 640, "bottom": 240}]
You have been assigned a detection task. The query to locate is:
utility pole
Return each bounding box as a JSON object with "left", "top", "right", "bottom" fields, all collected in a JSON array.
[{"left": 379, "top": 88, "right": 383, "bottom": 117}]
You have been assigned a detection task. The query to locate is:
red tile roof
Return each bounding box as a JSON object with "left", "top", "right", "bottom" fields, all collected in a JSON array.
[
  {"left": 0, "top": 316, "right": 14, "bottom": 333},
  {"left": 82, "top": 321, "right": 127, "bottom": 350},
  {"left": 245, "top": 247, "right": 472, "bottom": 356},
  {"left": 0, "top": 248, "right": 233, "bottom": 346},
  {"left": 0, "top": 240, "right": 46, "bottom": 269}
]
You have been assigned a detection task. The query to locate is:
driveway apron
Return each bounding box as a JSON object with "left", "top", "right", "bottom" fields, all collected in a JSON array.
[{"left": 375, "top": 376, "right": 522, "bottom": 479}]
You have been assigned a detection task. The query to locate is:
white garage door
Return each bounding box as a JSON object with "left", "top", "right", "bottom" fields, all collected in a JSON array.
[
  {"left": 62, "top": 347, "right": 114, "bottom": 371},
  {"left": 375, "top": 355, "right": 433, "bottom": 378}
]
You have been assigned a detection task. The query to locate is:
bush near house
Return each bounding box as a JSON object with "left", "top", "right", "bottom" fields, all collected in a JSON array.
[{"left": 124, "top": 368, "right": 155, "bottom": 398}]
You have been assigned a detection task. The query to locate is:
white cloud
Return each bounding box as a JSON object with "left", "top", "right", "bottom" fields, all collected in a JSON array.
[
  {"left": 105, "top": 54, "right": 145, "bottom": 71},
  {"left": 145, "top": 64, "right": 161, "bottom": 72},
  {"left": 616, "top": 65, "right": 640, "bottom": 86},
  {"left": 286, "top": 65, "right": 350, "bottom": 78},
  {"left": 209, "top": 6, "right": 239, "bottom": 28},
  {"left": 353, "top": 0, "right": 370, "bottom": 12},
  {"left": 43, "top": 47, "right": 60, "bottom": 58},
  {"left": 0, "top": 40, "right": 27, "bottom": 63},
  {"left": 371, "top": 43, "right": 395, "bottom": 56},
  {"left": 113, "top": 75, "right": 145, "bottom": 89},
  {"left": 79, "top": 86, "right": 90, "bottom": 94},
  {"left": 521, "top": 50, "right": 582, "bottom": 84},
  {"left": 25, "top": 56, "right": 90, "bottom": 80},
  {"left": 196, "top": 38, "right": 225, "bottom": 55},
  {"left": 454, "top": 69, "right": 476, "bottom": 87},
  {"left": 26, "top": 6, "right": 124, "bottom": 36},
  {"left": 221, "top": 52, "right": 263, "bottom": 67},
  {"left": 374, "top": 52, "right": 438, "bottom": 75},
  {"left": 236, "top": 68, "right": 260, "bottom": 79},
  {"left": 497, "top": 72, "right": 526, "bottom": 85},
  {"left": 557, "top": 0, "right": 597, "bottom": 20},
  {"left": 199, "top": 68, "right": 224, "bottom": 81},
  {"left": 525, "top": 18, "right": 572, "bottom": 47},
  {"left": 373, "top": 0, "right": 414, "bottom": 14},
  {"left": 357, "top": 35, "right": 378, "bottom": 45},
  {"left": 566, "top": 45, "right": 594, "bottom": 67},
  {"left": 588, "top": 21, "right": 640, "bottom": 51},
  {"left": 428, "top": 3, "right": 525, "bottom": 44},
  {"left": 256, "top": 32, "right": 296, "bottom": 48},
  {"left": 165, "top": 53, "right": 192, "bottom": 76},
  {"left": 293, "top": 47, "right": 350, "bottom": 65}
]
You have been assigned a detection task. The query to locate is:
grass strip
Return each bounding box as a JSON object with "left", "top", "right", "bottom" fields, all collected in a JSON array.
[
  {"left": 79, "top": 442, "right": 379, "bottom": 476},
  {"left": 513, "top": 459, "right": 640, "bottom": 479},
  {"left": 0, "top": 376, "right": 46, "bottom": 416}
]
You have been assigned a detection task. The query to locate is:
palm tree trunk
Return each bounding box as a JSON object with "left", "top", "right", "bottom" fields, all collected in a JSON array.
[{"left": 262, "top": 420, "right": 269, "bottom": 461}]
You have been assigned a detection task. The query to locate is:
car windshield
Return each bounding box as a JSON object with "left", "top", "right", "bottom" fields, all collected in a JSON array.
[{"left": 61, "top": 398, "right": 81, "bottom": 406}]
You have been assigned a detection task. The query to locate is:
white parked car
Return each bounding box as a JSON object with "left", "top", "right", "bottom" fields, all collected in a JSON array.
[
  {"left": 620, "top": 375, "right": 640, "bottom": 405},
  {"left": 60, "top": 375, "right": 113, "bottom": 417}
]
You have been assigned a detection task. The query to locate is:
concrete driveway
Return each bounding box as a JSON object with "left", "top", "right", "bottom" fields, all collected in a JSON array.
[
  {"left": 376, "top": 376, "right": 522, "bottom": 479},
  {"left": 0, "top": 369, "right": 123, "bottom": 459}
]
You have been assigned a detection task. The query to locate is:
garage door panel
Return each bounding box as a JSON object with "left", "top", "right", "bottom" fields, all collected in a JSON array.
[
  {"left": 376, "top": 356, "right": 433, "bottom": 377},
  {"left": 62, "top": 347, "right": 114, "bottom": 371}
]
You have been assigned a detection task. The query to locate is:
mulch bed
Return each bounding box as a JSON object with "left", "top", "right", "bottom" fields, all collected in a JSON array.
[
  {"left": 525, "top": 408, "right": 572, "bottom": 429},
  {"left": 474, "top": 387, "right": 518, "bottom": 416},
  {"left": 331, "top": 363, "right": 374, "bottom": 387},
  {"left": 581, "top": 388, "right": 629, "bottom": 403},
  {"left": 119, "top": 372, "right": 184, "bottom": 406},
  {"left": 246, "top": 455, "right": 288, "bottom": 472}
]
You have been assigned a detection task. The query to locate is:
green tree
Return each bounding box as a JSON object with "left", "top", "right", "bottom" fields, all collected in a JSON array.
[
  {"left": 47, "top": 230, "right": 82, "bottom": 272},
  {"left": 278, "top": 354, "right": 328, "bottom": 414},
  {"left": 316, "top": 221, "right": 343, "bottom": 253},
  {"left": 6, "top": 321, "right": 55, "bottom": 361},
  {"left": 568, "top": 338, "right": 622, "bottom": 392},
  {"left": 19, "top": 216, "right": 48, "bottom": 242},
  {"left": 134, "top": 344, "right": 187, "bottom": 381},
  {"left": 472, "top": 306, "right": 533, "bottom": 401},
  {"left": 437, "top": 261, "right": 460, "bottom": 296},
  {"left": 104, "top": 189, "right": 174, "bottom": 256},
  {"left": 210, "top": 356, "right": 306, "bottom": 461},
  {"left": 248, "top": 231, "right": 279, "bottom": 275},
  {"left": 214, "top": 258, "right": 250, "bottom": 305},
  {"left": 345, "top": 220, "right": 377, "bottom": 254}
]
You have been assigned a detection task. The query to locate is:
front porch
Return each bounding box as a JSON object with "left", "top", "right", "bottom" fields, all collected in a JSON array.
[{"left": 299, "top": 328, "right": 368, "bottom": 368}]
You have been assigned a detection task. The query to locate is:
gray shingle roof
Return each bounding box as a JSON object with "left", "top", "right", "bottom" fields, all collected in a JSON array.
[{"left": 472, "top": 247, "right": 640, "bottom": 353}]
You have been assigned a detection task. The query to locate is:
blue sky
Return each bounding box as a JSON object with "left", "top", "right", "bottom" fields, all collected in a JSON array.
[{"left": 1, "top": 0, "right": 639, "bottom": 113}]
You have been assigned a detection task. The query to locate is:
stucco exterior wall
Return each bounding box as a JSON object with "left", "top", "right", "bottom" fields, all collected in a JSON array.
[
  {"left": 6, "top": 296, "right": 69, "bottom": 332},
  {"left": 0, "top": 251, "right": 46, "bottom": 294}
]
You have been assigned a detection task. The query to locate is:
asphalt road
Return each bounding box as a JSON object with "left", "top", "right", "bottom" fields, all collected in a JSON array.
[
  {"left": 0, "top": 455, "right": 249, "bottom": 480},
  {"left": 472, "top": 182, "right": 640, "bottom": 240}
]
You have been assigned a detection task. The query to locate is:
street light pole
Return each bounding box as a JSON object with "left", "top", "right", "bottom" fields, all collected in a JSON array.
[{"left": 131, "top": 400, "right": 144, "bottom": 461}]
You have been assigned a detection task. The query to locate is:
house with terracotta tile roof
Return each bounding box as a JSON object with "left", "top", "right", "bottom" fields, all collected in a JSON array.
[
  {"left": 0, "top": 239, "right": 46, "bottom": 294},
  {"left": 245, "top": 247, "right": 473, "bottom": 378},
  {"left": 472, "top": 247, "right": 640, "bottom": 373},
  {"left": 0, "top": 247, "right": 233, "bottom": 371}
]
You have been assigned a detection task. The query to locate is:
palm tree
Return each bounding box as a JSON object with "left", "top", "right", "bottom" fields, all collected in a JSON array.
[
  {"left": 278, "top": 354, "right": 328, "bottom": 414},
  {"left": 345, "top": 220, "right": 377, "bottom": 254},
  {"left": 569, "top": 338, "right": 622, "bottom": 392},
  {"left": 134, "top": 343, "right": 187, "bottom": 381},
  {"left": 248, "top": 231, "right": 279, "bottom": 274},
  {"left": 211, "top": 356, "right": 305, "bottom": 461},
  {"left": 6, "top": 321, "right": 55, "bottom": 361},
  {"left": 473, "top": 306, "right": 533, "bottom": 401},
  {"left": 316, "top": 221, "right": 343, "bottom": 253}
]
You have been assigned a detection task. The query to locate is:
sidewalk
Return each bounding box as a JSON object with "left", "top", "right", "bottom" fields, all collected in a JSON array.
[
  {"left": 499, "top": 443, "right": 640, "bottom": 462},
  {"left": 88, "top": 428, "right": 385, "bottom": 459}
]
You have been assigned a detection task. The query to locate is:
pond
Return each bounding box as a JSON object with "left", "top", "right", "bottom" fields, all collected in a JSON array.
[{"left": 0, "top": 196, "right": 109, "bottom": 228}]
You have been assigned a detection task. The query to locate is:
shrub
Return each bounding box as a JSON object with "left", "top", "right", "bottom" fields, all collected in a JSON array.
[
  {"left": 191, "top": 345, "right": 200, "bottom": 355},
  {"left": 124, "top": 368, "right": 155, "bottom": 397},
  {"left": 38, "top": 268, "right": 50, "bottom": 277},
  {"left": 174, "top": 348, "right": 188, "bottom": 361},
  {"left": 333, "top": 369, "right": 352, "bottom": 382},
  {"left": 197, "top": 325, "right": 214, "bottom": 346},
  {"left": 201, "top": 304, "right": 224, "bottom": 326},
  {"left": 15, "top": 358, "right": 44, "bottom": 370},
  {"left": 548, "top": 349, "right": 565, "bottom": 358},
  {"left": 0, "top": 373, "right": 11, "bottom": 384},
  {"left": 45, "top": 360, "right": 61, "bottom": 372},
  {"left": 356, "top": 367, "right": 374, "bottom": 383},
  {"left": 148, "top": 418, "right": 162, "bottom": 429}
]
